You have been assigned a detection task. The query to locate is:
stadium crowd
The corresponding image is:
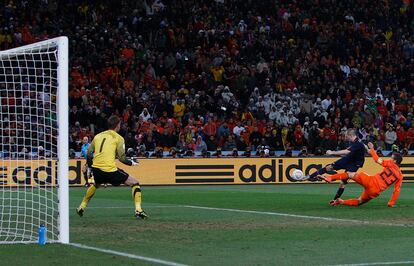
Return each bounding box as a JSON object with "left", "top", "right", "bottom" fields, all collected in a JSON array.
[{"left": 2, "top": 0, "right": 414, "bottom": 158}]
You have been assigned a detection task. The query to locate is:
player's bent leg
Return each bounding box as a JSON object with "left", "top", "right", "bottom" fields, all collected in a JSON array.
[
  {"left": 336, "top": 192, "right": 372, "bottom": 207},
  {"left": 124, "top": 176, "right": 148, "bottom": 220},
  {"left": 331, "top": 196, "right": 363, "bottom": 206},
  {"left": 351, "top": 172, "right": 373, "bottom": 189},
  {"left": 329, "top": 180, "right": 348, "bottom": 205},
  {"left": 328, "top": 161, "right": 357, "bottom": 205},
  {"left": 327, "top": 172, "right": 349, "bottom": 182},
  {"left": 347, "top": 172, "right": 357, "bottom": 179},
  {"left": 77, "top": 184, "right": 98, "bottom": 217},
  {"left": 307, "top": 164, "right": 333, "bottom": 181},
  {"left": 340, "top": 198, "right": 360, "bottom": 206},
  {"left": 360, "top": 189, "right": 379, "bottom": 203}
]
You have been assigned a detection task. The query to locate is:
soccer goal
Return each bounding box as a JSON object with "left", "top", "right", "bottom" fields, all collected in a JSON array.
[{"left": 0, "top": 37, "right": 69, "bottom": 244}]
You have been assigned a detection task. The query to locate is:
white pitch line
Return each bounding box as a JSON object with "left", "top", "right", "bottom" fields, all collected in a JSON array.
[
  {"left": 180, "top": 205, "right": 414, "bottom": 228},
  {"left": 68, "top": 243, "right": 189, "bottom": 266},
  {"left": 69, "top": 204, "right": 414, "bottom": 228},
  {"left": 326, "top": 261, "right": 414, "bottom": 266},
  {"left": 69, "top": 205, "right": 176, "bottom": 210}
]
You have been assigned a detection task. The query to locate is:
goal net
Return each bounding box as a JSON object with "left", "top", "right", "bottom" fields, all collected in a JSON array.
[{"left": 0, "top": 37, "right": 69, "bottom": 244}]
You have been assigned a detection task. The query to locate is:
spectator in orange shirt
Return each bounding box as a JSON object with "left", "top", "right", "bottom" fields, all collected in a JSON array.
[
  {"left": 120, "top": 46, "right": 135, "bottom": 60},
  {"left": 406, "top": 125, "right": 414, "bottom": 149},
  {"left": 396, "top": 125, "right": 406, "bottom": 145},
  {"left": 204, "top": 119, "right": 217, "bottom": 137}
]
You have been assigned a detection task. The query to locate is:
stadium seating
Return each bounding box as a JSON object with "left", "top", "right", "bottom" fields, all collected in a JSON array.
[{"left": 2, "top": 0, "right": 414, "bottom": 157}]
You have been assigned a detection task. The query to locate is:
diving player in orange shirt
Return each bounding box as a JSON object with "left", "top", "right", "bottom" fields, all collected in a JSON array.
[{"left": 318, "top": 142, "right": 404, "bottom": 207}]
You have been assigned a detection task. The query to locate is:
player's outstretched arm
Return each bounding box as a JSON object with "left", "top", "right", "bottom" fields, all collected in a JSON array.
[
  {"left": 367, "top": 142, "right": 390, "bottom": 166},
  {"left": 368, "top": 148, "right": 388, "bottom": 167},
  {"left": 326, "top": 149, "right": 350, "bottom": 156},
  {"left": 369, "top": 149, "right": 381, "bottom": 163},
  {"left": 366, "top": 142, "right": 380, "bottom": 162},
  {"left": 388, "top": 179, "right": 402, "bottom": 207}
]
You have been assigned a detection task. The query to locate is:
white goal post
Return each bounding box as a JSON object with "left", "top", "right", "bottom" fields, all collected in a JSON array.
[{"left": 0, "top": 37, "right": 69, "bottom": 244}]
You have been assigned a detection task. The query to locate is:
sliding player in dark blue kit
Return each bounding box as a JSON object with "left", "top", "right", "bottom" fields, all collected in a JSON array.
[{"left": 306, "top": 129, "right": 366, "bottom": 204}]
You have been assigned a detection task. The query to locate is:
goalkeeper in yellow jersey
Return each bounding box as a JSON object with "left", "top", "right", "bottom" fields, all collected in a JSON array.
[{"left": 76, "top": 115, "right": 148, "bottom": 219}]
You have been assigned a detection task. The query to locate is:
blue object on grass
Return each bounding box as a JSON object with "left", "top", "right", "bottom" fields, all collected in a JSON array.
[{"left": 38, "top": 224, "right": 46, "bottom": 245}]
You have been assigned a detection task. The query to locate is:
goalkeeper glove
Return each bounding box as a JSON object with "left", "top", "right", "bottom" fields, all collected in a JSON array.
[{"left": 131, "top": 159, "right": 139, "bottom": 166}]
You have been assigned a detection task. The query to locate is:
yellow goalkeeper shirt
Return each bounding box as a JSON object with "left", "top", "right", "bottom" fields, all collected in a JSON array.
[{"left": 88, "top": 130, "right": 127, "bottom": 172}]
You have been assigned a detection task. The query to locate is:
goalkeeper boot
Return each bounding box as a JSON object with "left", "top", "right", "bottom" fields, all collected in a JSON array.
[
  {"left": 135, "top": 210, "right": 148, "bottom": 220},
  {"left": 76, "top": 207, "right": 84, "bottom": 217}
]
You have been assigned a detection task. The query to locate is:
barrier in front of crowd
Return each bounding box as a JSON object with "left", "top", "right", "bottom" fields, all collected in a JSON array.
[{"left": 1, "top": 157, "right": 414, "bottom": 186}]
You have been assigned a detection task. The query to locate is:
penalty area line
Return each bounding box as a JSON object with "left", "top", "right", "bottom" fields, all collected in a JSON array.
[{"left": 68, "top": 243, "right": 189, "bottom": 266}]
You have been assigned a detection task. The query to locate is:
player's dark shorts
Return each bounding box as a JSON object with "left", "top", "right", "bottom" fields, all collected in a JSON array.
[
  {"left": 91, "top": 167, "right": 129, "bottom": 186},
  {"left": 332, "top": 157, "right": 363, "bottom": 172}
]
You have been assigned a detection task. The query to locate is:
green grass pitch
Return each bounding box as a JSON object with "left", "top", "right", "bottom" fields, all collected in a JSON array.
[{"left": 1, "top": 184, "right": 414, "bottom": 265}]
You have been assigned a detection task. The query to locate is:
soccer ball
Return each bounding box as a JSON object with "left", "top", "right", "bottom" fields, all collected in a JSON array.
[{"left": 291, "top": 169, "right": 305, "bottom": 181}]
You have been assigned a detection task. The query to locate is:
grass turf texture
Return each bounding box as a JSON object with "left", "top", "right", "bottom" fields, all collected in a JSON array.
[{"left": 1, "top": 184, "right": 414, "bottom": 266}]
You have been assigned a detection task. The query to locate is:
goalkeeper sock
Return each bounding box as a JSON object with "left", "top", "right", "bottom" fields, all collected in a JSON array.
[
  {"left": 342, "top": 199, "right": 360, "bottom": 206},
  {"left": 79, "top": 184, "right": 97, "bottom": 209},
  {"left": 309, "top": 167, "right": 327, "bottom": 179},
  {"left": 330, "top": 172, "right": 349, "bottom": 181},
  {"left": 132, "top": 184, "right": 143, "bottom": 212}
]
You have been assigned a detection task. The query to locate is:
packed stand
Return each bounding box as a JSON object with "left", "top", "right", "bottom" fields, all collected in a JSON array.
[{"left": 1, "top": 0, "right": 414, "bottom": 158}]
